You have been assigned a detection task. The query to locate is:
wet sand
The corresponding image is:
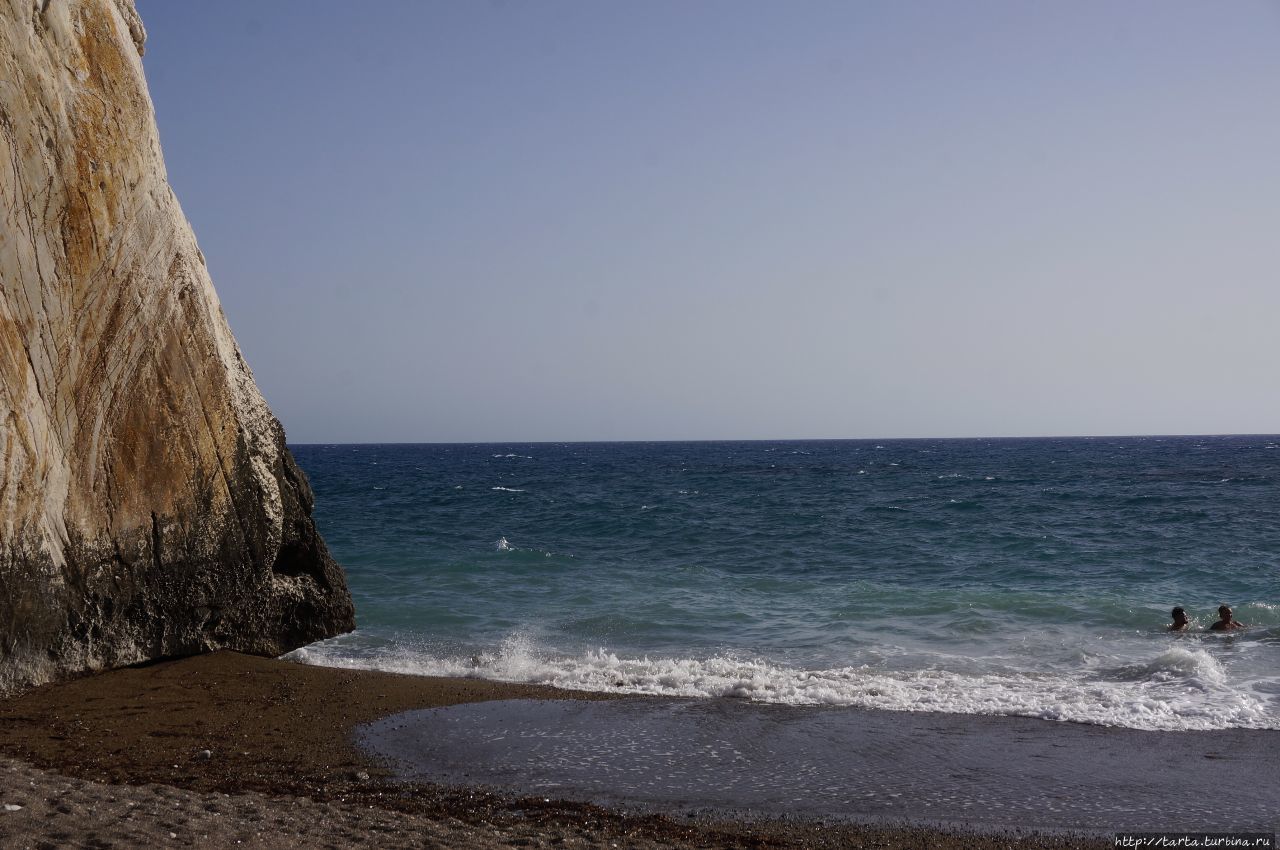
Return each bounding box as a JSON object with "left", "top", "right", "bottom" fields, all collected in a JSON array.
[
  {"left": 1, "top": 651, "right": 1120, "bottom": 848},
  {"left": 362, "top": 698, "right": 1280, "bottom": 833}
]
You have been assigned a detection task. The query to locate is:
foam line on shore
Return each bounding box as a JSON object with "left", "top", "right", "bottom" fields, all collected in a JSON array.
[{"left": 288, "top": 635, "right": 1279, "bottom": 732}]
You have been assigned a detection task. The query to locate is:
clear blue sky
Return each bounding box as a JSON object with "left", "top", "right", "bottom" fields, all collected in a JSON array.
[{"left": 137, "top": 1, "right": 1280, "bottom": 443}]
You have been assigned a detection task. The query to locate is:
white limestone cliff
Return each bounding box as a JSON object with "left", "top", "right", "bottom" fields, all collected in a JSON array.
[{"left": 0, "top": 0, "right": 355, "bottom": 694}]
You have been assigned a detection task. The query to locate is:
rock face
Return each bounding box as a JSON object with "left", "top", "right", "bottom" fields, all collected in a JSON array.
[{"left": 0, "top": 0, "right": 355, "bottom": 695}]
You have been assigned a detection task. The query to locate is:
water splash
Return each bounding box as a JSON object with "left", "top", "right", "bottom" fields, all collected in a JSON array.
[{"left": 289, "top": 634, "right": 1277, "bottom": 732}]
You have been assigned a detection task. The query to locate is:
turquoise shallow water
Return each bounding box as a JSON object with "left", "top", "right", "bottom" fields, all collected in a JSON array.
[{"left": 287, "top": 437, "right": 1280, "bottom": 730}]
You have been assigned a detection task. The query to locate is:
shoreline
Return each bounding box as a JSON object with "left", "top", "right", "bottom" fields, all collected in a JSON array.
[{"left": 0, "top": 651, "right": 1169, "bottom": 848}]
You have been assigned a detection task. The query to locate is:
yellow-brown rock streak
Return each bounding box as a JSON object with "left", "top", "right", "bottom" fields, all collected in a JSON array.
[{"left": 0, "top": 0, "right": 355, "bottom": 694}]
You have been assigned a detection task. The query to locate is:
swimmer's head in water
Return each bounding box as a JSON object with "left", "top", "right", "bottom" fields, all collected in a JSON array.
[
  {"left": 1171, "top": 606, "right": 1187, "bottom": 621},
  {"left": 1218, "top": 605, "right": 1233, "bottom": 619}
]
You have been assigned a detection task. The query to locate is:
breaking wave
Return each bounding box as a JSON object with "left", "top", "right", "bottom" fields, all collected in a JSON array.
[{"left": 287, "top": 634, "right": 1277, "bottom": 732}]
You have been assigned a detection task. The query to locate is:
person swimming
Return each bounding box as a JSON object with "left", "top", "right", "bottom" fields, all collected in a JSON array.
[
  {"left": 1209, "top": 604, "right": 1245, "bottom": 631},
  {"left": 1168, "top": 607, "right": 1190, "bottom": 631}
]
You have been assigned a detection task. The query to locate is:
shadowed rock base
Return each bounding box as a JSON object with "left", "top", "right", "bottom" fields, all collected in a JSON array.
[{"left": 0, "top": 430, "right": 354, "bottom": 692}]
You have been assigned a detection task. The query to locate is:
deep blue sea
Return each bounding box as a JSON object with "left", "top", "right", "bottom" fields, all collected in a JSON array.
[{"left": 287, "top": 437, "right": 1280, "bottom": 732}]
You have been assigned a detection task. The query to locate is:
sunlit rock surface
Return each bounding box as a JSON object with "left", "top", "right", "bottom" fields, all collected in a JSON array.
[{"left": 0, "top": 0, "right": 355, "bottom": 694}]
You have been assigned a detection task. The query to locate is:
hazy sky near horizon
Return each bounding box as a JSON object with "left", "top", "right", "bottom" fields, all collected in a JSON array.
[{"left": 137, "top": 1, "right": 1280, "bottom": 443}]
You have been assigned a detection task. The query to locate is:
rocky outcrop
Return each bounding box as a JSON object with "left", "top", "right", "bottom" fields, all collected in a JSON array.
[{"left": 0, "top": 0, "right": 355, "bottom": 695}]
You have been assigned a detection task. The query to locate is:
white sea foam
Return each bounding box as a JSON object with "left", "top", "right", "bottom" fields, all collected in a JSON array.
[
  {"left": 1135, "top": 647, "right": 1225, "bottom": 683},
  {"left": 491, "top": 486, "right": 525, "bottom": 492},
  {"left": 491, "top": 537, "right": 565, "bottom": 559},
  {"left": 288, "top": 636, "right": 1278, "bottom": 732}
]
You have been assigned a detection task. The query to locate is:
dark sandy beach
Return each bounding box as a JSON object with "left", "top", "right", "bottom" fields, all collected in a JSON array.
[{"left": 0, "top": 650, "right": 1179, "bottom": 848}]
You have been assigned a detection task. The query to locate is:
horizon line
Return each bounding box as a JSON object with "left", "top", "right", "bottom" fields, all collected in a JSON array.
[{"left": 285, "top": 432, "right": 1280, "bottom": 447}]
